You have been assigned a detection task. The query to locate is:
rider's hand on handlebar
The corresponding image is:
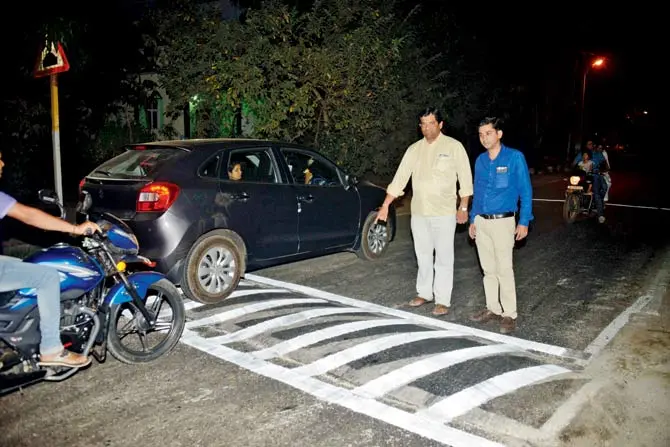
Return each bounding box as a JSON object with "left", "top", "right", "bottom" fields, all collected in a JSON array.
[{"left": 73, "top": 221, "right": 102, "bottom": 236}]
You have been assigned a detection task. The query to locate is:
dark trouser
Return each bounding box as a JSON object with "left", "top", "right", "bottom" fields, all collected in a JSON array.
[{"left": 593, "top": 173, "right": 607, "bottom": 217}]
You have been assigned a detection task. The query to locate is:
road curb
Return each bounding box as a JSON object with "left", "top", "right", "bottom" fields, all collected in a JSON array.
[{"left": 640, "top": 247, "right": 670, "bottom": 316}]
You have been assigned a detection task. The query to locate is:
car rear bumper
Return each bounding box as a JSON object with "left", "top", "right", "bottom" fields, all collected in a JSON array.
[{"left": 125, "top": 210, "right": 193, "bottom": 284}]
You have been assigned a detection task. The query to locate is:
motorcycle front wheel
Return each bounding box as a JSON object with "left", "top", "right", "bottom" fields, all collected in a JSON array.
[
  {"left": 106, "top": 278, "right": 185, "bottom": 364},
  {"left": 563, "top": 193, "right": 580, "bottom": 223}
]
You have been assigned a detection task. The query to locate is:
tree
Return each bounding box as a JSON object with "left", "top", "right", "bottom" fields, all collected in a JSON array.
[{"left": 151, "top": 0, "right": 443, "bottom": 178}]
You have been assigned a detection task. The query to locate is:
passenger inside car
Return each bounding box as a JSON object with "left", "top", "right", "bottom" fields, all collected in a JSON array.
[{"left": 227, "top": 162, "right": 243, "bottom": 181}]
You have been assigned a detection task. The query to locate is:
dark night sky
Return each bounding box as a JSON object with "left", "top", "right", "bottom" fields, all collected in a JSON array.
[{"left": 3, "top": 1, "right": 662, "bottom": 134}]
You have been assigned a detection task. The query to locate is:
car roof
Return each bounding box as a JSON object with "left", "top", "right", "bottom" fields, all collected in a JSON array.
[{"left": 135, "top": 138, "right": 307, "bottom": 153}]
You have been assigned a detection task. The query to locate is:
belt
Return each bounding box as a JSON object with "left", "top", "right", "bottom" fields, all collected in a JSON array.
[{"left": 479, "top": 212, "right": 515, "bottom": 220}]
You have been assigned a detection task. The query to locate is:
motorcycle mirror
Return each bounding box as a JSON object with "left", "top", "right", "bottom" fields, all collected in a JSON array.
[
  {"left": 38, "top": 189, "right": 60, "bottom": 206},
  {"left": 77, "top": 191, "right": 92, "bottom": 213}
]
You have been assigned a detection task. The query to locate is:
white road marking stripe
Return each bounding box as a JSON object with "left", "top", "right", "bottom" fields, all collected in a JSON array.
[
  {"left": 415, "top": 364, "right": 571, "bottom": 423},
  {"left": 583, "top": 293, "right": 655, "bottom": 357},
  {"left": 183, "top": 301, "right": 203, "bottom": 310},
  {"left": 228, "top": 288, "right": 289, "bottom": 298},
  {"left": 354, "top": 344, "right": 523, "bottom": 398},
  {"left": 244, "top": 273, "right": 584, "bottom": 362},
  {"left": 185, "top": 298, "right": 326, "bottom": 329},
  {"left": 252, "top": 318, "right": 415, "bottom": 360},
  {"left": 605, "top": 203, "right": 670, "bottom": 211},
  {"left": 180, "top": 328, "right": 505, "bottom": 447},
  {"left": 207, "top": 307, "right": 379, "bottom": 344},
  {"left": 181, "top": 288, "right": 290, "bottom": 313},
  {"left": 532, "top": 198, "right": 670, "bottom": 211},
  {"left": 293, "top": 330, "right": 466, "bottom": 377}
]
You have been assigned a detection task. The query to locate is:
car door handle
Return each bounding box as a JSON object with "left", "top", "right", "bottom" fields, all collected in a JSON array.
[
  {"left": 297, "top": 194, "right": 314, "bottom": 204},
  {"left": 233, "top": 192, "right": 250, "bottom": 202}
]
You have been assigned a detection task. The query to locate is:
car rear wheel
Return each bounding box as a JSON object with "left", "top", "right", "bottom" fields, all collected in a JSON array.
[
  {"left": 355, "top": 211, "right": 391, "bottom": 261},
  {"left": 181, "top": 230, "right": 245, "bottom": 304}
]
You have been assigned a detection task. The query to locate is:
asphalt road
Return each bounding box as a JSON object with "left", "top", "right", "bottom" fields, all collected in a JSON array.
[{"left": 2, "top": 156, "right": 669, "bottom": 447}]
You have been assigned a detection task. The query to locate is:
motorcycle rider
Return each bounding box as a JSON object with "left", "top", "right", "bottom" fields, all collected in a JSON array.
[
  {"left": 591, "top": 145, "right": 610, "bottom": 223},
  {"left": 0, "top": 152, "right": 101, "bottom": 368}
]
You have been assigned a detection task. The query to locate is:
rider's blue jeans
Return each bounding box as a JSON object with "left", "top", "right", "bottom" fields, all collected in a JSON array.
[
  {"left": 593, "top": 173, "right": 607, "bottom": 217},
  {"left": 0, "top": 255, "right": 63, "bottom": 355}
]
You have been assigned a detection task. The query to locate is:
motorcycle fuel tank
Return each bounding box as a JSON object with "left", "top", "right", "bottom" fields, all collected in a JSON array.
[{"left": 20, "top": 244, "right": 104, "bottom": 297}]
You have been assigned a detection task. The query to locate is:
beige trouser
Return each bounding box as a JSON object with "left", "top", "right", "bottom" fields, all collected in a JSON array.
[
  {"left": 410, "top": 215, "right": 457, "bottom": 306},
  {"left": 474, "top": 215, "right": 517, "bottom": 319}
]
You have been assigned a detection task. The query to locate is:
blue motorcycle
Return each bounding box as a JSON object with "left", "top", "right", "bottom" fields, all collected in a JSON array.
[{"left": 0, "top": 190, "right": 185, "bottom": 395}]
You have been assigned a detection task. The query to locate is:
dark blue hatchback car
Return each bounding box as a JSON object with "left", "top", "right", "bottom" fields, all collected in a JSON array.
[{"left": 80, "top": 139, "right": 396, "bottom": 303}]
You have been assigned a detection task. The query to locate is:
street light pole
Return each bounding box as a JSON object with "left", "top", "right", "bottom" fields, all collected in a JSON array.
[{"left": 577, "top": 56, "right": 605, "bottom": 153}]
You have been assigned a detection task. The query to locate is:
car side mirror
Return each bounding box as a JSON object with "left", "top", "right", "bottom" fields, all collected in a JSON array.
[{"left": 345, "top": 175, "right": 358, "bottom": 188}]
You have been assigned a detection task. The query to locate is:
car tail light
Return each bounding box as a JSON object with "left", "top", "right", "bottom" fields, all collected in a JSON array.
[{"left": 137, "top": 182, "right": 180, "bottom": 212}]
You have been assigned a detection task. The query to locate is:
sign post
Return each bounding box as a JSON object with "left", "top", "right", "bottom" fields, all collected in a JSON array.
[{"left": 34, "top": 41, "right": 70, "bottom": 205}]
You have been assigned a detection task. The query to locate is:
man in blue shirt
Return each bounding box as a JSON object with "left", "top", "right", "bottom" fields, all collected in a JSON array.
[
  {"left": 468, "top": 117, "right": 533, "bottom": 334},
  {"left": 0, "top": 151, "right": 100, "bottom": 368}
]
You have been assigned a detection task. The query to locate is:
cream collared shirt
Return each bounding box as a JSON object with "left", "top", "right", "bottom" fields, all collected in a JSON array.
[{"left": 387, "top": 133, "right": 473, "bottom": 217}]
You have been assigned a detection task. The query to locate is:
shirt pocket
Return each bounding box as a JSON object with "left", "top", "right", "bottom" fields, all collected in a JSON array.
[
  {"left": 434, "top": 155, "right": 452, "bottom": 174},
  {"left": 495, "top": 170, "right": 509, "bottom": 188}
]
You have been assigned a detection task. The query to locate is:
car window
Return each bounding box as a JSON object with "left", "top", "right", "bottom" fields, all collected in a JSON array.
[
  {"left": 90, "top": 147, "right": 185, "bottom": 179},
  {"left": 280, "top": 148, "right": 342, "bottom": 187},
  {"left": 223, "top": 148, "right": 279, "bottom": 183},
  {"left": 199, "top": 152, "right": 221, "bottom": 178}
]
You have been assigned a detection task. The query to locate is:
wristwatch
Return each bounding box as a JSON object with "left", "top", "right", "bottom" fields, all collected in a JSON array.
[{"left": 459, "top": 207, "right": 468, "bottom": 211}]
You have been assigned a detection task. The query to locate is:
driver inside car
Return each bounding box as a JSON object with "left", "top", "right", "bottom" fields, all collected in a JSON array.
[{"left": 0, "top": 152, "right": 101, "bottom": 368}]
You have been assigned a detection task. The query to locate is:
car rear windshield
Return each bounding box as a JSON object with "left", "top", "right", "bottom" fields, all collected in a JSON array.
[{"left": 89, "top": 146, "right": 186, "bottom": 179}]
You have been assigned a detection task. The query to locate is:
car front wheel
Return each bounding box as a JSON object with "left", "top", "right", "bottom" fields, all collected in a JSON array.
[{"left": 355, "top": 211, "right": 391, "bottom": 261}]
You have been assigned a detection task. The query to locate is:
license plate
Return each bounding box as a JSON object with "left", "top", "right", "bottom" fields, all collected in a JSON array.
[{"left": 567, "top": 185, "right": 583, "bottom": 190}]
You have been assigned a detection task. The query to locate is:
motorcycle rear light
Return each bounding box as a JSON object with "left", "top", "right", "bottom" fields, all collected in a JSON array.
[
  {"left": 78, "top": 178, "right": 85, "bottom": 193},
  {"left": 137, "top": 182, "right": 180, "bottom": 212}
]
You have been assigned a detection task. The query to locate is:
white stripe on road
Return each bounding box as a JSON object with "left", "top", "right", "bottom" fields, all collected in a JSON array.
[
  {"left": 182, "top": 288, "right": 290, "bottom": 312},
  {"left": 244, "top": 273, "right": 585, "bottom": 363},
  {"left": 415, "top": 364, "right": 571, "bottom": 423},
  {"left": 186, "top": 298, "right": 327, "bottom": 329},
  {"left": 252, "top": 318, "right": 417, "bottom": 360},
  {"left": 183, "top": 301, "right": 203, "bottom": 310},
  {"left": 604, "top": 203, "right": 670, "bottom": 211},
  {"left": 207, "top": 307, "right": 380, "bottom": 344},
  {"left": 293, "top": 330, "right": 466, "bottom": 377},
  {"left": 354, "top": 344, "right": 523, "bottom": 398},
  {"left": 583, "top": 293, "right": 655, "bottom": 357},
  {"left": 180, "top": 328, "right": 505, "bottom": 447},
  {"left": 532, "top": 198, "right": 670, "bottom": 211}
]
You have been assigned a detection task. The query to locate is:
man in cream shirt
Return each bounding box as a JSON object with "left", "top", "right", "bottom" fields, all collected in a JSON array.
[{"left": 376, "top": 107, "right": 473, "bottom": 315}]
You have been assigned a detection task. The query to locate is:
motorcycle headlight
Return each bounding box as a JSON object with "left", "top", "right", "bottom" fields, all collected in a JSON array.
[{"left": 569, "top": 176, "right": 580, "bottom": 185}]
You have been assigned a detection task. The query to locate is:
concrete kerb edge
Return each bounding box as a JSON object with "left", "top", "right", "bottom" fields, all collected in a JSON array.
[{"left": 639, "top": 247, "right": 670, "bottom": 316}]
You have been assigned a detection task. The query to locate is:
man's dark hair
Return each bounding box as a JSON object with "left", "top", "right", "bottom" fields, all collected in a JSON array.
[
  {"left": 479, "top": 116, "right": 503, "bottom": 130},
  {"left": 419, "top": 107, "right": 443, "bottom": 123}
]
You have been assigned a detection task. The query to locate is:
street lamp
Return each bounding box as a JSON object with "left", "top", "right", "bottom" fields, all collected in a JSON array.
[{"left": 579, "top": 56, "right": 606, "bottom": 148}]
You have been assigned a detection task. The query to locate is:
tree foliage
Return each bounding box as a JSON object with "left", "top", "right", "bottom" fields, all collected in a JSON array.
[{"left": 152, "top": 0, "right": 446, "bottom": 177}]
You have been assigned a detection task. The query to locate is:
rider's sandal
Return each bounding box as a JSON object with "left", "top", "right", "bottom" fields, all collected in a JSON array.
[{"left": 39, "top": 350, "right": 92, "bottom": 368}]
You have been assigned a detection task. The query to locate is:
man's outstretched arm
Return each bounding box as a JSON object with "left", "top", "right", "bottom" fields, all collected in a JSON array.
[{"left": 7, "top": 202, "right": 100, "bottom": 235}]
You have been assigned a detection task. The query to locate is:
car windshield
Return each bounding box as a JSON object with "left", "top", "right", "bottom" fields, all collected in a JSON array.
[{"left": 89, "top": 146, "right": 186, "bottom": 179}]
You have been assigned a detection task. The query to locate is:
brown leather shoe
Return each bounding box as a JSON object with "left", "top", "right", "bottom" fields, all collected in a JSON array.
[
  {"left": 469, "top": 309, "right": 500, "bottom": 323},
  {"left": 432, "top": 304, "right": 449, "bottom": 316},
  {"left": 500, "top": 317, "right": 516, "bottom": 334},
  {"left": 408, "top": 297, "right": 431, "bottom": 307}
]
